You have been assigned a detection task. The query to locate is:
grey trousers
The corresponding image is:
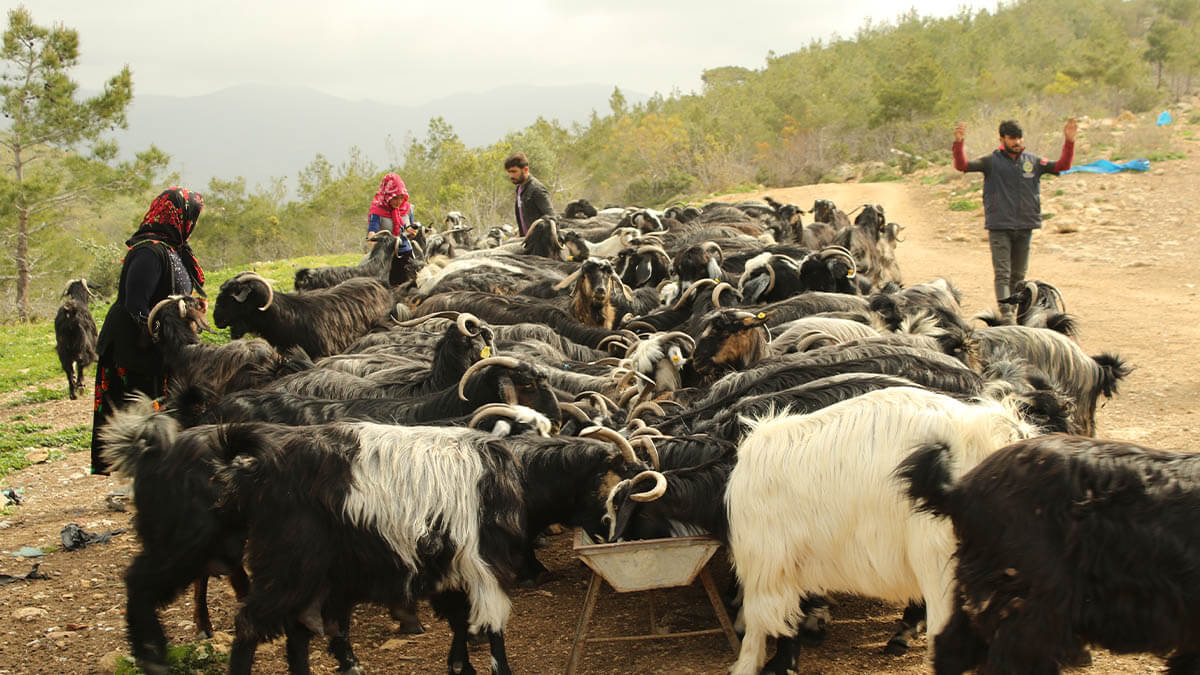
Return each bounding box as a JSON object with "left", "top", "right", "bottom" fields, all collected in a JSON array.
[{"left": 988, "top": 229, "right": 1033, "bottom": 305}]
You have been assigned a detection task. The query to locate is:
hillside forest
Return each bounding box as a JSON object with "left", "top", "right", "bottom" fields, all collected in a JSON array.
[{"left": 2, "top": 0, "right": 1198, "bottom": 320}]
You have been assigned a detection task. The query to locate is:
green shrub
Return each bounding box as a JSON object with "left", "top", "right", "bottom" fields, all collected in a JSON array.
[
  {"left": 114, "top": 640, "right": 229, "bottom": 674},
  {"left": 949, "top": 198, "right": 981, "bottom": 211},
  {"left": 863, "top": 168, "right": 903, "bottom": 182}
]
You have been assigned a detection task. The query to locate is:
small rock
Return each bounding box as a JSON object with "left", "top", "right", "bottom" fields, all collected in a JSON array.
[
  {"left": 47, "top": 631, "right": 71, "bottom": 640},
  {"left": 98, "top": 650, "right": 124, "bottom": 672},
  {"left": 380, "top": 638, "right": 410, "bottom": 650},
  {"left": 13, "top": 607, "right": 48, "bottom": 622}
]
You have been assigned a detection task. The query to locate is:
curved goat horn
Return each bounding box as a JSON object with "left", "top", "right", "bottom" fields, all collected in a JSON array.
[
  {"left": 394, "top": 310, "right": 460, "bottom": 327},
  {"left": 146, "top": 296, "right": 185, "bottom": 338},
  {"left": 553, "top": 268, "right": 582, "bottom": 291},
  {"left": 629, "top": 400, "right": 665, "bottom": 420},
  {"left": 661, "top": 331, "right": 696, "bottom": 354},
  {"left": 711, "top": 282, "right": 735, "bottom": 308},
  {"left": 624, "top": 320, "right": 658, "bottom": 333},
  {"left": 629, "top": 470, "right": 668, "bottom": 502},
  {"left": 457, "top": 356, "right": 523, "bottom": 401},
  {"left": 671, "top": 278, "right": 716, "bottom": 311},
  {"left": 236, "top": 272, "right": 274, "bottom": 311},
  {"left": 456, "top": 312, "right": 482, "bottom": 337},
  {"left": 597, "top": 334, "right": 633, "bottom": 355},
  {"left": 558, "top": 401, "right": 593, "bottom": 425},
  {"left": 467, "top": 404, "right": 522, "bottom": 430},
  {"left": 1043, "top": 282, "right": 1066, "bottom": 313},
  {"left": 580, "top": 425, "right": 639, "bottom": 465},
  {"left": 792, "top": 330, "right": 839, "bottom": 352},
  {"left": 576, "top": 391, "right": 620, "bottom": 415},
  {"left": 630, "top": 436, "right": 661, "bottom": 470},
  {"left": 1024, "top": 281, "right": 1039, "bottom": 309},
  {"left": 818, "top": 246, "right": 858, "bottom": 278}
]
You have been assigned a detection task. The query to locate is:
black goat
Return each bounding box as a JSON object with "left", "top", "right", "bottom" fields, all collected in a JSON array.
[
  {"left": 563, "top": 198, "right": 599, "bottom": 219},
  {"left": 147, "top": 295, "right": 287, "bottom": 396},
  {"left": 293, "top": 231, "right": 399, "bottom": 291},
  {"left": 99, "top": 398, "right": 254, "bottom": 673},
  {"left": 900, "top": 435, "right": 1200, "bottom": 675},
  {"left": 414, "top": 291, "right": 632, "bottom": 351},
  {"left": 214, "top": 356, "right": 561, "bottom": 432},
  {"left": 213, "top": 273, "right": 393, "bottom": 358},
  {"left": 213, "top": 422, "right": 648, "bottom": 673},
  {"left": 54, "top": 279, "right": 99, "bottom": 399}
]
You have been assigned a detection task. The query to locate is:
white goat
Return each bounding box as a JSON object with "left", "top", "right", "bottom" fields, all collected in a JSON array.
[{"left": 725, "top": 386, "right": 1038, "bottom": 674}]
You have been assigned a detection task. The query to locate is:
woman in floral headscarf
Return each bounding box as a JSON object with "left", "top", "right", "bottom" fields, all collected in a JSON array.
[
  {"left": 90, "top": 187, "right": 206, "bottom": 475},
  {"left": 366, "top": 172, "right": 418, "bottom": 285}
]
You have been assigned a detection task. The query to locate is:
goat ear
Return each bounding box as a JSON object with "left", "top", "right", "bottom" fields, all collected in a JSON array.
[
  {"left": 231, "top": 286, "right": 252, "bottom": 303},
  {"left": 634, "top": 258, "right": 653, "bottom": 286}
]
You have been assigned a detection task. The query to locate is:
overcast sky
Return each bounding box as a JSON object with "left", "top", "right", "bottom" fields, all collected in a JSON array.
[{"left": 16, "top": 1, "right": 999, "bottom": 105}]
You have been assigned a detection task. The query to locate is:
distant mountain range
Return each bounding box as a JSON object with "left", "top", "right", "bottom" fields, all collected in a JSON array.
[{"left": 101, "top": 83, "right": 643, "bottom": 194}]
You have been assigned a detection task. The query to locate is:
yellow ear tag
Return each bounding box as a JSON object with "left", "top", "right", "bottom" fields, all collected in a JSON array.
[
  {"left": 567, "top": 256, "right": 574, "bottom": 261},
  {"left": 756, "top": 312, "right": 766, "bottom": 320},
  {"left": 711, "top": 278, "right": 720, "bottom": 284},
  {"left": 847, "top": 270, "right": 856, "bottom": 278},
  {"left": 481, "top": 346, "right": 492, "bottom": 358}
]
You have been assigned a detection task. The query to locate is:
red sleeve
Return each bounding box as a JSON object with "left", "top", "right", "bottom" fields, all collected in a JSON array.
[
  {"left": 1053, "top": 140, "right": 1074, "bottom": 173},
  {"left": 952, "top": 141, "right": 968, "bottom": 172}
]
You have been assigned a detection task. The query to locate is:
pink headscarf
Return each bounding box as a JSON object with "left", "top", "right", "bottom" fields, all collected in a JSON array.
[{"left": 368, "top": 173, "right": 412, "bottom": 231}]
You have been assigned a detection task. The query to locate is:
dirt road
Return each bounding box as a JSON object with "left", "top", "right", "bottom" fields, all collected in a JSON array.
[{"left": 0, "top": 144, "right": 1196, "bottom": 673}]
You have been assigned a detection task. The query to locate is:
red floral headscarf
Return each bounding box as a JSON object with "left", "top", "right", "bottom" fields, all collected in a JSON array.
[
  {"left": 127, "top": 187, "right": 205, "bottom": 289},
  {"left": 369, "top": 173, "right": 412, "bottom": 222}
]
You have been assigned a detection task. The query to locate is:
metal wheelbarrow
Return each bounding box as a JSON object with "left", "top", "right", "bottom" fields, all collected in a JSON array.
[{"left": 566, "top": 528, "right": 740, "bottom": 673}]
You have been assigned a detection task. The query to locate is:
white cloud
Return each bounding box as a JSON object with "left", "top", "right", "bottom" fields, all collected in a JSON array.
[{"left": 14, "top": 0, "right": 998, "bottom": 104}]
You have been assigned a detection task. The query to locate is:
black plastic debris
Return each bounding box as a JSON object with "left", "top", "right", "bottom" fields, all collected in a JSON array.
[
  {"left": 59, "top": 523, "right": 127, "bottom": 552},
  {"left": 2, "top": 488, "right": 20, "bottom": 506},
  {"left": 0, "top": 563, "right": 49, "bottom": 586}
]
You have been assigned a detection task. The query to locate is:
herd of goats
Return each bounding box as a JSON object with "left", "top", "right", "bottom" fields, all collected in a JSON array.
[{"left": 48, "top": 195, "right": 1200, "bottom": 675}]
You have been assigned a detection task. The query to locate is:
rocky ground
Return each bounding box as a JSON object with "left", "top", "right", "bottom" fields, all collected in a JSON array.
[{"left": 0, "top": 109, "right": 1196, "bottom": 673}]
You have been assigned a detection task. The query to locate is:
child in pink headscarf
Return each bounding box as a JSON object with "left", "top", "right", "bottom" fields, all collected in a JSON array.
[{"left": 366, "top": 173, "right": 416, "bottom": 284}]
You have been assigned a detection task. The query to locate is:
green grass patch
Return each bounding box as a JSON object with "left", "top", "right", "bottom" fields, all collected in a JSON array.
[
  {"left": 1145, "top": 151, "right": 1186, "bottom": 162},
  {"left": 0, "top": 319, "right": 67, "bottom": 395},
  {"left": 0, "top": 418, "right": 95, "bottom": 479},
  {"left": 1053, "top": 188, "right": 1065, "bottom": 196},
  {"left": 6, "top": 386, "right": 67, "bottom": 407},
  {"left": 919, "top": 173, "right": 950, "bottom": 185},
  {"left": 0, "top": 252, "right": 361, "bottom": 396},
  {"left": 949, "top": 198, "right": 981, "bottom": 211},
  {"left": 115, "top": 640, "right": 229, "bottom": 674},
  {"left": 863, "top": 168, "right": 903, "bottom": 182}
]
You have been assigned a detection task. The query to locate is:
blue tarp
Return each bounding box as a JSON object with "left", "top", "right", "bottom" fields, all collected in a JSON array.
[
  {"left": 1061, "top": 158, "right": 1151, "bottom": 174},
  {"left": 1157, "top": 110, "right": 1172, "bottom": 126}
]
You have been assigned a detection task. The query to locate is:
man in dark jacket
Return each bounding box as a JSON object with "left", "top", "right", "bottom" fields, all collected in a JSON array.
[
  {"left": 505, "top": 152, "right": 554, "bottom": 236},
  {"left": 953, "top": 117, "right": 1076, "bottom": 321}
]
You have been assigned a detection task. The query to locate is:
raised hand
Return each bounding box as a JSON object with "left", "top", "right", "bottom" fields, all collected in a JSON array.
[
  {"left": 954, "top": 122, "right": 966, "bottom": 143},
  {"left": 1064, "top": 117, "right": 1078, "bottom": 143}
]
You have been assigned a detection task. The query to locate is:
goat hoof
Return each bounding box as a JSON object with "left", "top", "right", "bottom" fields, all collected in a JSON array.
[
  {"left": 137, "top": 661, "right": 170, "bottom": 675},
  {"left": 1061, "top": 647, "right": 1092, "bottom": 669},
  {"left": 338, "top": 666, "right": 366, "bottom": 675},
  {"left": 796, "top": 627, "right": 825, "bottom": 647},
  {"left": 395, "top": 619, "right": 424, "bottom": 635},
  {"left": 883, "top": 638, "right": 909, "bottom": 655}
]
